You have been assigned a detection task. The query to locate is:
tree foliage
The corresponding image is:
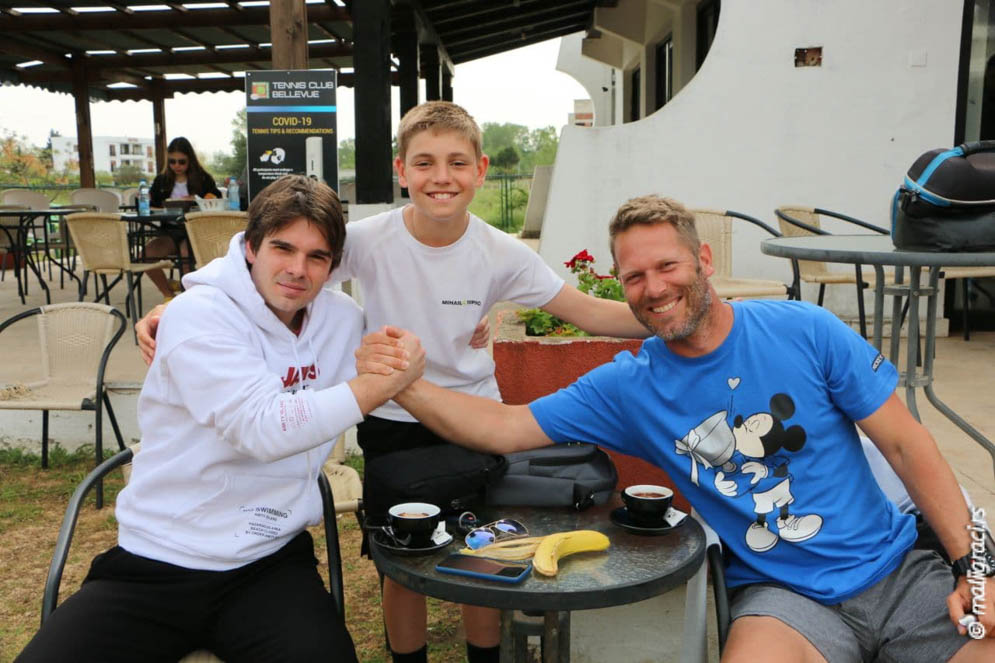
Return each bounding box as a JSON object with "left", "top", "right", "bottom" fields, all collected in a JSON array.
[
  {"left": 0, "top": 131, "right": 48, "bottom": 185},
  {"left": 209, "top": 108, "right": 247, "bottom": 179},
  {"left": 338, "top": 138, "right": 356, "bottom": 171},
  {"left": 480, "top": 122, "right": 559, "bottom": 175}
]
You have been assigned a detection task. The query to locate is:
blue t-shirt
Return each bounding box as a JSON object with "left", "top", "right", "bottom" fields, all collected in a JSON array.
[{"left": 529, "top": 301, "right": 915, "bottom": 604}]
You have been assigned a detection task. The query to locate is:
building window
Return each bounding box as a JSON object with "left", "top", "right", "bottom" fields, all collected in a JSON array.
[
  {"left": 110, "top": 160, "right": 116, "bottom": 171},
  {"left": 147, "top": 146, "right": 153, "bottom": 157},
  {"left": 655, "top": 36, "right": 674, "bottom": 110},
  {"left": 630, "top": 67, "right": 641, "bottom": 122},
  {"left": 696, "top": 0, "right": 720, "bottom": 70},
  {"left": 109, "top": 144, "right": 116, "bottom": 156}
]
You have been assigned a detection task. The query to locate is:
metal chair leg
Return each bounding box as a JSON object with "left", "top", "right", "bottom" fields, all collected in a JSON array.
[
  {"left": 42, "top": 410, "right": 49, "bottom": 469},
  {"left": 103, "top": 391, "right": 126, "bottom": 452}
]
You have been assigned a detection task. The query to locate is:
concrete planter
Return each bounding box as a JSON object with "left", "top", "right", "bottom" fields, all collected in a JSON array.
[{"left": 493, "top": 312, "right": 689, "bottom": 511}]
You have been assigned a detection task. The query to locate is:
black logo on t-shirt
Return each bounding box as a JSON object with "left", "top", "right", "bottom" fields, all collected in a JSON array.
[
  {"left": 871, "top": 353, "right": 884, "bottom": 372},
  {"left": 441, "top": 299, "right": 482, "bottom": 307}
]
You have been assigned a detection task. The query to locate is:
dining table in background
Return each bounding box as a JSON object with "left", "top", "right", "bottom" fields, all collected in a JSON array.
[
  {"left": 371, "top": 497, "right": 706, "bottom": 663},
  {"left": 0, "top": 206, "right": 90, "bottom": 305},
  {"left": 761, "top": 233, "right": 995, "bottom": 478}
]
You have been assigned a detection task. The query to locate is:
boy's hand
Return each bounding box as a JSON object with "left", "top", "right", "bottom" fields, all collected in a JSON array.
[
  {"left": 136, "top": 304, "right": 168, "bottom": 366},
  {"left": 356, "top": 325, "right": 414, "bottom": 376},
  {"left": 469, "top": 316, "right": 490, "bottom": 349}
]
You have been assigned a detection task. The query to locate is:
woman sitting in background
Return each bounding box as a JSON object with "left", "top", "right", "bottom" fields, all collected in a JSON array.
[{"left": 145, "top": 137, "right": 221, "bottom": 299}]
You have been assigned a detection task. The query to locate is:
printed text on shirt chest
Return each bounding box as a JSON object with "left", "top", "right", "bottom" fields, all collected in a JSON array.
[{"left": 440, "top": 298, "right": 483, "bottom": 307}]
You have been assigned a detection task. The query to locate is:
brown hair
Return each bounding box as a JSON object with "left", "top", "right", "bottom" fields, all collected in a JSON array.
[
  {"left": 609, "top": 195, "right": 700, "bottom": 262},
  {"left": 244, "top": 175, "right": 345, "bottom": 272},
  {"left": 159, "top": 136, "right": 211, "bottom": 196},
  {"left": 397, "top": 101, "right": 483, "bottom": 161}
]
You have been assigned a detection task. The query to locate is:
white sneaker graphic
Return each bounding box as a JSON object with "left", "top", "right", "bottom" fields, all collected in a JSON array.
[
  {"left": 746, "top": 522, "right": 779, "bottom": 552},
  {"left": 776, "top": 514, "right": 823, "bottom": 543}
]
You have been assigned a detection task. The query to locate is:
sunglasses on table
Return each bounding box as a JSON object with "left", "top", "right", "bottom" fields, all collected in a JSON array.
[
  {"left": 168, "top": 158, "right": 188, "bottom": 166},
  {"left": 463, "top": 517, "right": 528, "bottom": 550}
]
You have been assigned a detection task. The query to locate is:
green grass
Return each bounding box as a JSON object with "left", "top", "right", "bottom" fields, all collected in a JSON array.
[
  {"left": 469, "top": 179, "right": 529, "bottom": 234},
  {"left": 0, "top": 445, "right": 124, "bottom": 535}
]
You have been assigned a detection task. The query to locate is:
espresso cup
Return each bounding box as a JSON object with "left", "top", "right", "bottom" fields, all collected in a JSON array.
[
  {"left": 622, "top": 484, "right": 673, "bottom": 525},
  {"left": 387, "top": 502, "right": 441, "bottom": 547}
]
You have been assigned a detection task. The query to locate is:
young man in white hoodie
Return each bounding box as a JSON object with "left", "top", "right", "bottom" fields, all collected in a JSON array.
[{"left": 17, "top": 175, "right": 425, "bottom": 663}]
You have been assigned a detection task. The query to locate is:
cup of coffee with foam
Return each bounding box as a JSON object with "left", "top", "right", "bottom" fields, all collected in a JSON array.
[
  {"left": 622, "top": 484, "right": 673, "bottom": 526},
  {"left": 387, "top": 502, "right": 441, "bottom": 547}
]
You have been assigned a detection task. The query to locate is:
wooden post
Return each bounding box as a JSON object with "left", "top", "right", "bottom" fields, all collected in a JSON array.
[
  {"left": 270, "top": 0, "right": 308, "bottom": 70},
  {"left": 422, "top": 44, "right": 441, "bottom": 101},
  {"left": 396, "top": 6, "right": 420, "bottom": 118},
  {"left": 353, "top": 0, "right": 393, "bottom": 204},
  {"left": 71, "top": 56, "right": 95, "bottom": 188},
  {"left": 442, "top": 71, "right": 453, "bottom": 102},
  {"left": 152, "top": 83, "right": 167, "bottom": 172}
]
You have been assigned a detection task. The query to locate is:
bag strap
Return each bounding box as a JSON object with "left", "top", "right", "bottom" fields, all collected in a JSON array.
[{"left": 958, "top": 141, "right": 995, "bottom": 156}]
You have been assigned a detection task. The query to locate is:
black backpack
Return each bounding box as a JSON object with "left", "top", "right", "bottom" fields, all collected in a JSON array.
[{"left": 891, "top": 140, "right": 995, "bottom": 251}]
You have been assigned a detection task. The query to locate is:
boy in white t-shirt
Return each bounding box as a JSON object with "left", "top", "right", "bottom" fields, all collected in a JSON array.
[{"left": 137, "top": 101, "right": 647, "bottom": 663}]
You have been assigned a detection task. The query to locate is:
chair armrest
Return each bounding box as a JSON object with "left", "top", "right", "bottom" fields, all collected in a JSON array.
[
  {"left": 726, "top": 210, "right": 782, "bottom": 237},
  {"left": 317, "top": 472, "right": 345, "bottom": 618},
  {"left": 41, "top": 448, "right": 134, "bottom": 625},
  {"left": 814, "top": 208, "right": 888, "bottom": 234},
  {"left": 775, "top": 208, "right": 828, "bottom": 235},
  {"left": 706, "top": 542, "right": 730, "bottom": 655}
]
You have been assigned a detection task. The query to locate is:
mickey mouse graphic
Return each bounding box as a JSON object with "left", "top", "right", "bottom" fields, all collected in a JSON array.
[{"left": 711, "top": 393, "right": 823, "bottom": 552}]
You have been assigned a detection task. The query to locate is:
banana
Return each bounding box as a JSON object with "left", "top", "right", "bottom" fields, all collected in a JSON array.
[{"left": 531, "top": 530, "right": 610, "bottom": 576}]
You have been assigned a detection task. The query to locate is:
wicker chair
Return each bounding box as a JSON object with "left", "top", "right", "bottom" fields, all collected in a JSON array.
[
  {"left": 776, "top": 206, "right": 995, "bottom": 340},
  {"left": 64, "top": 213, "right": 173, "bottom": 340},
  {"left": 2, "top": 189, "right": 50, "bottom": 209},
  {"left": 775, "top": 206, "right": 896, "bottom": 337},
  {"left": 184, "top": 210, "right": 248, "bottom": 269},
  {"left": 41, "top": 447, "right": 349, "bottom": 661},
  {"left": 70, "top": 188, "right": 120, "bottom": 213},
  {"left": 0, "top": 303, "right": 126, "bottom": 508},
  {"left": 691, "top": 209, "right": 795, "bottom": 301}
]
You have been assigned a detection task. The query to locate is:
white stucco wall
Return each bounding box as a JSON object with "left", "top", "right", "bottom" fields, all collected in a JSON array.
[
  {"left": 541, "top": 0, "right": 962, "bottom": 316},
  {"left": 557, "top": 33, "right": 615, "bottom": 127}
]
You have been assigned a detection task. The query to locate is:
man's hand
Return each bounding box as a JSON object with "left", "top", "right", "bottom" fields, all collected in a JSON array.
[
  {"left": 356, "top": 326, "right": 413, "bottom": 376},
  {"left": 469, "top": 316, "right": 490, "bottom": 349},
  {"left": 349, "top": 326, "right": 425, "bottom": 415},
  {"left": 136, "top": 304, "right": 167, "bottom": 366},
  {"left": 948, "top": 575, "right": 995, "bottom": 639}
]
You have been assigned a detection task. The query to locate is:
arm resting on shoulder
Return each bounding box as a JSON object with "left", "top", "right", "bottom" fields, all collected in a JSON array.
[{"left": 542, "top": 284, "right": 648, "bottom": 338}]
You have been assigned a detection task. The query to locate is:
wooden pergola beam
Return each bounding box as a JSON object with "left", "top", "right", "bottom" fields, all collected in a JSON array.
[{"left": 0, "top": 5, "right": 349, "bottom": 33}]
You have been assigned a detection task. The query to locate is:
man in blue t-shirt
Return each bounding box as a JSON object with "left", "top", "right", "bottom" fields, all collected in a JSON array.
[{"left": 362, "top": 195, "right": 994, "bottom": 662}]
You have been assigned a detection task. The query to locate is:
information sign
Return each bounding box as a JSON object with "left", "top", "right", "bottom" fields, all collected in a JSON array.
[{"left": 245, "top": 70, "right": 338, "bottom": 201}]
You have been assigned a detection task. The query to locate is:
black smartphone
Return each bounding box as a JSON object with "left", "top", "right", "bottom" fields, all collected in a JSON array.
[{"left": 435, "top": 553, "right": 531, "bottom": 584}]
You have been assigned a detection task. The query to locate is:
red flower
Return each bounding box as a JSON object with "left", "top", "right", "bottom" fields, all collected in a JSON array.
[
  {"left": 565, "top": 249, "right": 595, "bottom": 269},
  {"left": 596, "top": 273, "right": 614, "bottom": 280}
]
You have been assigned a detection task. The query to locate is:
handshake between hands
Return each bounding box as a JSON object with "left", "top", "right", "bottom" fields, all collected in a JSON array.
[{"left": 356, "top": 325, "right": 426, "bottom": 395}]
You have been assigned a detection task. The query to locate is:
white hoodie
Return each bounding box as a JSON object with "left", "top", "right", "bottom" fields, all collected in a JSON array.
[{"left": 116, "top": 233, "right": 365, "bottom": 571}]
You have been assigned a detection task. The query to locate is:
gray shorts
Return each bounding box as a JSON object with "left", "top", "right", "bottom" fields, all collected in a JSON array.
[{"left": 729, "top": 549, "right": 969, "bottom": 663}]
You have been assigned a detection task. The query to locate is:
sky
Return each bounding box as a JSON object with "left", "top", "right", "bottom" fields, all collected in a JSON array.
[{"left": 0, "top": 37, "right": 590, "bottom": 159}]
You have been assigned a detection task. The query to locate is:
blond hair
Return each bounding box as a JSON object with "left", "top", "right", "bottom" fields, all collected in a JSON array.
[
  {"left": 609, "top": 195, "right": 700, "bottom": 262},
  {"left": 397, "top": 101, "right": 483, "bottom": 160}
]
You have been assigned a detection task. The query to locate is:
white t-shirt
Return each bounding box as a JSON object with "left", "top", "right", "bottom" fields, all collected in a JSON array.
[
  {"left": 334, "top": 206, "right": 564, "bottom": 421},
  {"left": 170, "top": 181, "right": 189, "bottom": 199}
]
